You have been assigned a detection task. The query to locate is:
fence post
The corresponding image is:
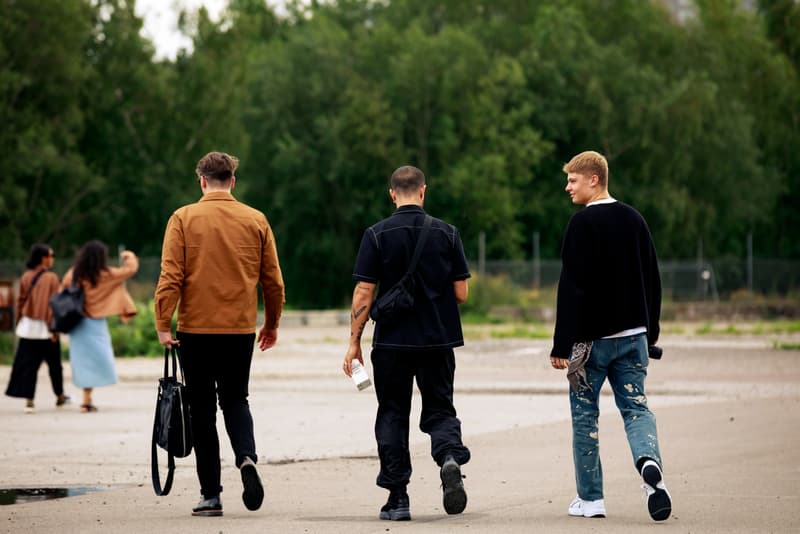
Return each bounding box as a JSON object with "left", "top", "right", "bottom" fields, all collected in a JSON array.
[
  {"left": 747, "top": 232, "right": 753, "bottom": 293},
  {"left": 478, "top": 231, "right": 486, "bottom": 277},
  {"left": 697, "top": 238, "right": 704, "bottom": 300},
  {"left": 532, "top": 231, "right": 541, "bottom": 290}
]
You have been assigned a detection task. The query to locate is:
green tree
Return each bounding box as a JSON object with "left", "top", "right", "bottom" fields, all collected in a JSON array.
[{"left": 0, "top": 0, "right": 98, "bottom": 258}]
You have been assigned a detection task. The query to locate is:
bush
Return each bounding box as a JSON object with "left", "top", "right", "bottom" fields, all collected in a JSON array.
[
  {"left": 0, "top": 332, "right": 16, "bottom": 365},
  {"left": 107, "top": 300, "right": 171, "bottom": 357},
  {"left": 459, "top": 274, "right": 520, "bottom": 318}
]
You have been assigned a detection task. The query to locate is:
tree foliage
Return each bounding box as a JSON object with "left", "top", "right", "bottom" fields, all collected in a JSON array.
[{"left": 0, "top": 0, "right": 798, "bottom": 307}]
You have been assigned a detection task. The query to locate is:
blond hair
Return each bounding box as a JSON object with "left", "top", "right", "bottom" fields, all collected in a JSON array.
[{"left": 562, "top": 151, "right": 608, "bottom": 187}]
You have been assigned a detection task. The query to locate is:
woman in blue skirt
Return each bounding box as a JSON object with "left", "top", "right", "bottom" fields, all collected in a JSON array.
[{"left": 61, "top": 241, "right": 138, "bottom": 412}]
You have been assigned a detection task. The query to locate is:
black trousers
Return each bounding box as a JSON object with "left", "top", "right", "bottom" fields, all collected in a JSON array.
[
  {"left": 177, "top": 332, "right": 258, "bottom": 499},
  {"left": 5, "top": 338, "right": 63, "bottom": 399},
  {"left": 371, "top": 347, "right": 471, "bottom": 491}
]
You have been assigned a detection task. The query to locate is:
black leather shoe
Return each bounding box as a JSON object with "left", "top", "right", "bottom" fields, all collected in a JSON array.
[
  {"left": 441, "top": 455, "right": 467, "bottom": 515},
  {"left": 192, "top": 495, "right": 223, "bottom": 517},
  {"left": 379, "top": 490, "right": 411, "bottom": 521}
]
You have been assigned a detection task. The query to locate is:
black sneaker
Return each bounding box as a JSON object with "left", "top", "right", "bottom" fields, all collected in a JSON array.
[
  {"left": 641, "top": 460, "right": 672, "bottom": 521},
  {"left": 240, "top": 457, "right": 264, "bottom": 511},
  {"left": 440, "top": 455, "right": 467, "bottom": 515},
  {"left": 379, "top": 490, "right": 411, "bottom": 521},
  {"left": 192, "top": 495, "right": 223, "bottom": 517}
]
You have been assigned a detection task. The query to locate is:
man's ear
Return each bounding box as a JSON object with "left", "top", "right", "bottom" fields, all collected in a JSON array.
[
  {"left": 230, "top": 176, "right": 236, "bottom": 190},
  {"left": 389, "top": 188, "right": 396, "bottom": 202},
  {"left": 590, "top": 174, "right": 600, "bottom": 187}
]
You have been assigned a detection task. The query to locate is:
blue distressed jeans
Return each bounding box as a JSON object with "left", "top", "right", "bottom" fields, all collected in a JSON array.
[{"left": 570, "top": 333, "right": 661, "bottom": 501}]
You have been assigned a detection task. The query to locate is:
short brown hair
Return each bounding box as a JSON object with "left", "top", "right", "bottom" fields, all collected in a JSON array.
[
  {"left": 390, "top": 166, "right": 426, "bottom": 195},
  {"left": 562, "top": 151, "right": 608, "bottom": 187},
  {"left": 196, "top": 151, "right": 239, "bottom": 184}
]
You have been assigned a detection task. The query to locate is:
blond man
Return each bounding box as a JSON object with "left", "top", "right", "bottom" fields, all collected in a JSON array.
[{"left": 550, "top": 151, "right": 671, "bottom": 521}]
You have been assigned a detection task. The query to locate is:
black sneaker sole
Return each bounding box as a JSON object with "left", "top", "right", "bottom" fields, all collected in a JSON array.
[
  {"left": 642, "top": 464, "right": 671, "bottom": 521},
  {"left": 241, "top": 462, "right": 264, "bottom": 511},
  {"left": 441, "top": 460, "right": 467, "bottom": 515},
  {"left": 379, "top": 507, "right": 411, "bottom": 521}
]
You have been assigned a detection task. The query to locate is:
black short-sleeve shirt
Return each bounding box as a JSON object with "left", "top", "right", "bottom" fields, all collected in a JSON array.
[{"left": 353, "top": 205, "right": 471, "bottom": 350}]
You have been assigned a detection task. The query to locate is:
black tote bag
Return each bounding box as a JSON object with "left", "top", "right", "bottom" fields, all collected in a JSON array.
[{"left": 151, "top": 346, "right": 192, "bottom": 496}]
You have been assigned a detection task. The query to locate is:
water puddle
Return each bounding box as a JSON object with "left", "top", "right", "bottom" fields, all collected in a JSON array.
[{"left": 0, "top": 486, "right": 111, "bottom": 505}]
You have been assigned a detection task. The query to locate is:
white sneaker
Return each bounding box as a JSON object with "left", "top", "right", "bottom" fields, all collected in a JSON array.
[
  {"left": 641, "top": 460, "right": 672, "bottom": 521},
  {"left": 568, "top": 496, "right": 606, "bottom": 518}
]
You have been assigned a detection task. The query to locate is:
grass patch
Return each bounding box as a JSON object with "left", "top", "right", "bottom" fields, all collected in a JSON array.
[
  {"left": 695, "top": 323, "right": 713, "bottom": 335},
  {"left": 462, "top": 323, "right": 552, "bottom": 340},
  {"left": 489, "top": 325, "right": 551, "bottom": 339},
  {"left": 773, "top": 341, "right": 800, "bottom": 351},
  {"left": 752, "top": 321, "right": 800, "bottom": 335},
  {"left": 695, "top": 321, "right": 800, "bottom": 336},
  {"left": 660, "top": 324, "right": 686, "bottom": 335},
  {"left": 461, "top": 312, "right": 508, "bottom": 325}
]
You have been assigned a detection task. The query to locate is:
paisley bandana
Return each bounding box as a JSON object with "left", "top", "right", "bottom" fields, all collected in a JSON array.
[{"left": 567, "top": 341, "right": 593, "bottom": 393}]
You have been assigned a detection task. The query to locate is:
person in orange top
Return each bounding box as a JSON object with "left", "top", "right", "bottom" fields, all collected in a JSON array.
[
  {"left": 155, "top": 151, "right": 285, "bottom": 518},
  {"left": 62, "top": 241, "right": 138, "bottom": 413},
  {"left": 5, "top": 243, "right": 70, "bottom": 413}
]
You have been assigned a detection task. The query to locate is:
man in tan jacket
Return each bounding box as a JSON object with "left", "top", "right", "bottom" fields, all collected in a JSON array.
[{"left": 155, "top": 151, "right": 285, "bottom": 517}]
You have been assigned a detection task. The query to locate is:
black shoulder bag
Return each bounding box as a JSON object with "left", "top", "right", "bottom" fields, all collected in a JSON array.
[
  {"left": 370, "top": 214, "right": 433, "bottom": 322},
  {"left": 151, "top": 346, "right": 193, "bottom": 496},
  {"left": 49, "top": 281, "right": 84, "bottom": 333}
]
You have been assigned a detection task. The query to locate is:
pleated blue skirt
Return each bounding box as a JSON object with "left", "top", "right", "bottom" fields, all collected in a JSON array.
[{"left": 68, "top": 317, "right": 117, "bottom": 388}]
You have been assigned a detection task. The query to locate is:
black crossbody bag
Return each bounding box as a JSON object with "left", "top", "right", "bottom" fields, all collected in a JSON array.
[
  {"left": 151, "top": 346, "right": 192, "bottom": 496},
  {"left": 369, "top": 214, "right": 433, "bottom": 322}
]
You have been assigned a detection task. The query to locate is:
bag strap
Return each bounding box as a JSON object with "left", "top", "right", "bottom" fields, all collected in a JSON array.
[
  {"left": 406, "top": 215, "right": 433, "bottom": 276},
  {"left": 17, "top": 269, "right": 47, "bottom": 322},
  {"left": 163, "top": 347, "right": 173, "bottom": 379},
  {"left": 151, "top": 398, "right": 175, "bottom": 496},
  {"left": 163, "top": 346, "right": 186, "bottom": 383}
]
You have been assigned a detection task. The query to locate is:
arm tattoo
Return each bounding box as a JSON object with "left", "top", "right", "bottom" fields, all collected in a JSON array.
[
  {"left": 352, "top": 319, "right": 367, "bottom": 341},
  {"left": 350, "top": 305, "right": 368, "bottom": 340}
]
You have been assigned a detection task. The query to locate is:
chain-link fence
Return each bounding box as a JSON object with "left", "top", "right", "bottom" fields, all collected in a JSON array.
[
  {"left": 476, "top": 258, "right": 800, "bottom": 301},
  {"left": 1, "top": 256, "right": 798, "bottom": 310}
]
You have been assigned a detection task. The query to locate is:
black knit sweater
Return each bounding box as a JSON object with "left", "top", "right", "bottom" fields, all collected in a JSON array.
[{"left": 551, "top": 201, "right": 661, "bottom": 358}]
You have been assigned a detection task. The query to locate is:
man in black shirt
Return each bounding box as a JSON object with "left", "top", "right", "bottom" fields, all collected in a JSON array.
[
  {"left": 343, "top": 165, "right": 471, "bottom": 521},
  {"left": 550, "top": 151, "right": 672, "bottom": 522}
]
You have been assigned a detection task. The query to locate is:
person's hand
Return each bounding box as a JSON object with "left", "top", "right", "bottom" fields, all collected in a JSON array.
[
  {"left": 120, "top": 250, "right": 135, "bottom": 261},
  {"left": 157, "top": 330, "right": 179, "bottom": 347},
  {"left": 342, "top": 344, "right": 363, "bottom": 377},
  {"left": 258, "top": 325, "right": 278, "bottom": 350},
  {"left": 550, "top": 356, "right": 569, "bottom": 370}
]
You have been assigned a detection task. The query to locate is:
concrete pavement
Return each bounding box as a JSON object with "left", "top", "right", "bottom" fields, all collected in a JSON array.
[{"left": 1, "top": 326, "right": 799, "bottom": 533}]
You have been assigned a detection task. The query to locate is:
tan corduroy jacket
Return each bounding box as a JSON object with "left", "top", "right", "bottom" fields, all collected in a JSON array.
[
  {"left": 17, "top": 268, "right": 61, "bottom": 325},
  {"left": 62, "top": 253, "right": 139, "bottom": 321},
  {"left": 154, "top": 191, "right": 285, "bottom": 334}
]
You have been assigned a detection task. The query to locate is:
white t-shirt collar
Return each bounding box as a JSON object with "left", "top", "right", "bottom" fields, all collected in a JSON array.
[{"left": 587, "top": 197, "right": 617, "bottom": 207}]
